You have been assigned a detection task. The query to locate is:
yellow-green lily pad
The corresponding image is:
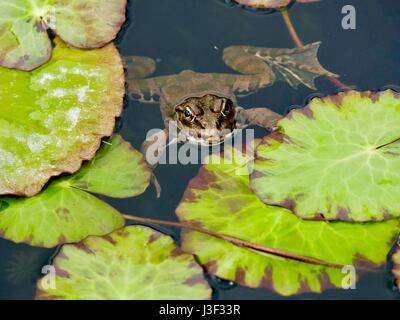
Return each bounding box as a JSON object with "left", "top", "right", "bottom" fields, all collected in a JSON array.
[
  {"left": 0, "top": 38, "right": 124, "bottom": 196},
  {"left": 251, "top": 90, "right": 400, "bottom": 222},
  {"left": 393, "top": 243, "right": 400, "bottom": 290},
  {"left": 0, "top": 0, "right": 127, "bottom": 70},
  {"left": 176, "top": 145, "right": 400, "bottom": 296},
  {"left": 0, "top": 135, "right": 150, "bottom": 248},
  {"left": 36, "top": 226, "right": 212, "bottom": 300}
]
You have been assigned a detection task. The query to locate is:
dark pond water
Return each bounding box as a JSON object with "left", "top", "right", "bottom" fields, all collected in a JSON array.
[{"left": 1, "top": 0, "right": 400, "bottom": 300}]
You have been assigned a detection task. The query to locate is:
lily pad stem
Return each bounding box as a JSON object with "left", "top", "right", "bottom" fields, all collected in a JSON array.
[
  {"left": 280, "top": 7, "right": 351, "bottom": 90},
  {"left": 122, "top": 213, "right": 344, "bottom": 269}
]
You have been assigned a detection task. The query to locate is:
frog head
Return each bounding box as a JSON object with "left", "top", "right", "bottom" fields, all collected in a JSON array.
[
  {"left": 161, "top": 71, "right": 239, "bottom": 146},
  {"left": 173, "top": 93, "right": 236, "bottom": 146}
]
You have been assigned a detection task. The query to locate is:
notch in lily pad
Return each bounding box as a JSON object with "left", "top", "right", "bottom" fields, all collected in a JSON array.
[
  {"left": 0, "top": 135, "right": 151, "bottom": 248},
  {"left": 0, "top": 0, "right": 127, "bottom": 70},
  {"left": 251, "top": 90, "right": 400, "bottom": 222}
]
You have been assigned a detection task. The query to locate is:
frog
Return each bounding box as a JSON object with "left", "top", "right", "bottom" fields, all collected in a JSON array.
[{"left": 124, "top": 42, "right": 336, "bottom": 168}]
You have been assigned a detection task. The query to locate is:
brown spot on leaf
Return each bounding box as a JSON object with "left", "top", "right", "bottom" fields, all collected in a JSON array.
[
  {"left": 259, "top": 267, "right": 273, "bottom": 289},
  {"left": 313, "top": 213, "right": 327, "bottom": 221},
  {"left": 297, "top": 278, "right": 312, "bottom": 294},
  {"left": 184, "top": 273, "right": 207, "bottom": 286},
  {"left": 34, "top": 20, "right": 47, "bottom": 33},
  {"left": 74, "top": 242, "right": 95, "bottom": 255},
  {"left": 353, "top": 254, "right": 380, "bottom": 270},
  {"left": 298, "top": 106, "right": 314, "bottom": 119},
  {"left": 251, "top": 170, "right": 265, "bottom": 179},
  {"left": 324, "top": 92, "right": 344, "bottom": 107},
  {"left": 148, "top": 232, "right": 161, "bottom": 244},
  {"left": 316, "top": 271, "right": 337, "bottom": 292},
  {"left": 180, "top": 167, "right": 217, "bottom": 203},
  {"left": 337, "top": 207, "right": 350, "bottom": 221},
  {"left": 383, "top": 210, "right": 393, "bottom": 220},
  {"left": 170, "top": 247, "right": 184, "bottom": 257},
  {"left": 102, "top": 234, "right": 117, "bottom": 245},
  {"left": 266, "top": 130, "right": 284, "bottom": 144},
  {"left": 203, "top": 260, "right": 218, "bottom": 274},
  {"left": 280, "top": 198, "right": 296, "bottom": 212},
  {"left": 55, "top": 208, "right": 70, "bottom": 220},
  {"left": 234, "top": 267, "right": 246, "bottom": 284}
]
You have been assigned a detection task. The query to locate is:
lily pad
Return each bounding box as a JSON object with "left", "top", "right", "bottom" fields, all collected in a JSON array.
[
  {"left": 36, "top": 226, "right": 212, "bottom": 300},
  {"left": 0, "top": 135, "right": 150, "bottom": 248},
  {"left": 251, "top": 90, "right": 400, "bottom": 222},
  {"left": 393, "top": 242, "right": 400, "bottom": 289},
  {"left": 0, "top": 0, "right": 127, "bottom": 70},
  {"left": 68, "top": 136, "right": 151, "bottom": 198},
  {"left": 0, "top": 38, "right": 124, "bottom": 196},
  {"left": 233, "top": 0, "right": 318, "bottom": 9},
  {"left": 176, "top": 145, "right": 400, "bottom": 296}
]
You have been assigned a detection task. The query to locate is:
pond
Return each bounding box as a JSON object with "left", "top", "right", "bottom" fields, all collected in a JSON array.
[{"left": 0, "top": 0, "right": 399, "bottom": 300}]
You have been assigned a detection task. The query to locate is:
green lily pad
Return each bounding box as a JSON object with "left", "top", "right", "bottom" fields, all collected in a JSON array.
[
  {"left": 251, "top": 90, "right": 400, "bottom": 222},
  {"left": 0, "top": 38, "right": 124, "bottom": 196},
  {"left": 68, "top": 136, "right": 151, "bottom": 198},
  {"left": 0, "top": 0, "right": 127, "bottom": 70},
  {"left": 393, "top": 243, "right": 400, "bottom": 289},
  {"left": 176, "top": 145, "right": 400, "bottom": 296},
  {"left": 36, "top": 226, "right": 212, "bottom": 300},
  {"left": 0, "top": 135, "right": 150, "bottom": 248},
  {"left": 233, "top": 0, "right": 318, "bottom": 9}
]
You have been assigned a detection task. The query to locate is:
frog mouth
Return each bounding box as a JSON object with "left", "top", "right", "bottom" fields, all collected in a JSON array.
[{"left": 184, "top": 129, "right": 235, "bottom": 146}]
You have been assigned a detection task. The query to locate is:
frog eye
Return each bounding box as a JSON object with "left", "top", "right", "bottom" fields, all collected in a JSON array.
[
  {"left": 183, "top": 107, "right": 195, "bottom": 121},
  {"left": 221, "top": 99, "right": 232, "bottom": 116}
]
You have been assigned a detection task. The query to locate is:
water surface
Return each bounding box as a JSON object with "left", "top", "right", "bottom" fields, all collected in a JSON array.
[{"left": 1, "top": 0, "right": 399, "bottom": 300}]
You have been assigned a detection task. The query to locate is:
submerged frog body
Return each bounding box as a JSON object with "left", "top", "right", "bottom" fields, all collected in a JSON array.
[{"left": 125, "top": 42, "right": 336, "bottom": 166}]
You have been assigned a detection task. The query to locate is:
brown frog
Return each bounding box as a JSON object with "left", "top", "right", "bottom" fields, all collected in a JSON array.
[{"left": 124, "top": 42, "right": 336, "bottom": 166}]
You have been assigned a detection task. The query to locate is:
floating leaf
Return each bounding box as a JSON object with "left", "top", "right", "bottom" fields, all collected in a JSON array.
[
  {"left": 393, "top": 243, "right": 400, "bottom": 289},
  {"left": 176, "top": 145, "right": 400, "bottom": 296},
  {"left": 0, "top": 136, "right": 150, "bottom": 248},
  {"left": 0, "top": 38, "right": 124, "bottom": 196},
  {"left": 36, "top": 226, "right": 212, "bottom": 300},
  {"left": 224, "top": 42, "right": 338, "bottom": 90},
  {"left": 252, "top": 90, "right": 400, "bottom": 222},
  {"left": 0, "top": 0, "right": 127, "bottom": 70},
  {"left": 68, "top": 136, "right": 151, "bottom": 198},
  {"left": 232, "top": 0, "right": 319, "bottom": 9}
]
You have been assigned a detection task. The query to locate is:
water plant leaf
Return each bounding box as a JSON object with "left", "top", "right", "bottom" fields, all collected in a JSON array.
[
  {"left": 36, "top": 226, "right": 212, "bottom": 300},
  {"left": 393, "top": 242, "right": 400, "bottom": 289},
  {"left": 233, "top": 0, "right": 319, "bottom": 9},
  {"left": 176, "top": 145, "right": 400, "bottom": 296},
  {"left": 224, "top": 42, "right": 338, "bottom": 90},
  {"left": 0, "top": 38, "right": 124, "bottom": 196},
  {"left": 251, "top": 90, "right": 400, "bottom": 222},
  {"left": 0, "top": 136, "right": 150, "bottom": 248},
  {"left": 0, "top": 0, "right": 127, "bottom": 70},
  {"left": 68, "top": 136, "right": 151, "bottom": 198}
]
